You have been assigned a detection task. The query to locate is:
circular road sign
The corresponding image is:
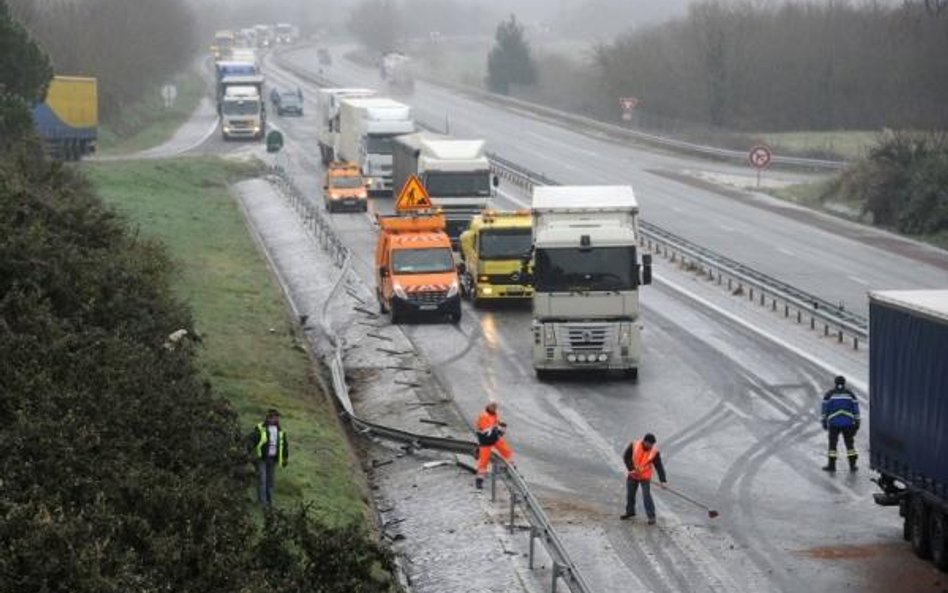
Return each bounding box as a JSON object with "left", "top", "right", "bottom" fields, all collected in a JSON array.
[{"left": 748, "top": 144, "right": 773, "bottom": 169}]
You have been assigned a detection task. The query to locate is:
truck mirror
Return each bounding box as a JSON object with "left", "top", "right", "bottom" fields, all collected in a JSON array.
[
  {"left": 379, "top": 265, "right": 389, "bottom": 278},
  {"left": 492, "top": 175, "right": 500, "bottom": 188},
  {"left": 641, "top": 253, "right": 653, "bottom": 286}
]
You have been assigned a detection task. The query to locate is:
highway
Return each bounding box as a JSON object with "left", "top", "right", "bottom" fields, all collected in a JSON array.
[
  {"left": 274, "top": 45, "right": 948, "bottom": 319},
  {"left": 237, "top": 48, "right": 947, "bottom": 593}
]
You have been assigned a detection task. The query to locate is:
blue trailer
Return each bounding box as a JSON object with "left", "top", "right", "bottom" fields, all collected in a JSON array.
[{"left": 870, "top": 290, "right": 948, "bottom": 571}]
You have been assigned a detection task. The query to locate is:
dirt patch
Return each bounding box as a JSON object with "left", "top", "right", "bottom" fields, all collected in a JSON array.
[{"left": 801, "top": 543, "right": 898, "bottom": 560}]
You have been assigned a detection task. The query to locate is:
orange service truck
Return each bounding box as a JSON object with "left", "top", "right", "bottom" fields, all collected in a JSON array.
[
  {"left": 324, "top": 161, "right": 368, "bottom": 212},
  {"left": 375, "top": 213, "right": 462, "bottom": 324}
]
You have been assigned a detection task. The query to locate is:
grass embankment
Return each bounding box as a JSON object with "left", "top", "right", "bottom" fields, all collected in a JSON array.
[
  {"left": 86, "top": 157, "right": 367, "bottom": 526},
  {"left": 97, "top": 68, "right": 208, "bottom": 155},
  {"left": 758, "top": 130, "right": 878, "bottom": 161}
]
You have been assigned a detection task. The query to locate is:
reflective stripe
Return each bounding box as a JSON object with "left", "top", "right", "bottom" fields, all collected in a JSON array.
[
  {"left": 827, "top": 410, "right": 856, "bottom": 420},
  {"left": 846, "top": 450, "right": 858, "bottom": 458},
  {"left": 828, "top": 451, "right": 838, "bottom": 458}
]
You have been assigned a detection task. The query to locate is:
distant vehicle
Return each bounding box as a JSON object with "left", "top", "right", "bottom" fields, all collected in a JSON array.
[
  {"left": 380, "top": 52, "right": 414, "bottom": 94},
  {"left": 315, "top": 88, "right": 375, "bottom": 165},
  {"left": 324, "top": 161, "right": 367, "bottom": 213},
  {"left": 275, "top": 23, "right": 294, "bottom": 44},
  {"left": 270, "top": 88, "right": 303, "bottom": 116},
  {"left": 336, "top": 97, "right": 414, "bottom": 196},
  {"left": 375, "top": 213, "right": 461, "bottom": 324},
  {"left": 254, "top": 24, "right": 273, "bottom": 48},
  {"left": 869, "top": 290, "right": 948, "bottom": 571},
  {"left": 317, "top": 48, "right": 332, "bottom": 66},
  {"left": 220, "top": 84, "right": 264, "bottom": 141},
  {"left": 212, "top": 30, "right": 235, "bottom": 60},
  {"left": 215, "top": 61, "right": 260, "bottom": 111},
  {"left": 31, "top": 75, "right": 98, "bottom": 161},
  {"left": 238, "top": 28, "right": 257, "bottom": 48}
]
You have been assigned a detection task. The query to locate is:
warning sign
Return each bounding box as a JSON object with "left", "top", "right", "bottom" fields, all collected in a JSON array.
[{"left": 394, "top": 175, "right": 432, "bottom": 212}]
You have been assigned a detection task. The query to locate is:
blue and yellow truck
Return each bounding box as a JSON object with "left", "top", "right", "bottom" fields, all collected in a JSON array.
[{"left": 31, "top": 76, "right": 98, "bottom": 161}]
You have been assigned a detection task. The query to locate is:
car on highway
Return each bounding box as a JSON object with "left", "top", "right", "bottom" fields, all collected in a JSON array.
[
  {"left": 269, "top": 87, "right": 303, "bottom": 116},
  {"left": 324, "top": 161, "right": 368, "bottom": 213}
]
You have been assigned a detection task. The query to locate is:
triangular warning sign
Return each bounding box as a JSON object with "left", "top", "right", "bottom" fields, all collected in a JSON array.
[{"left": 394, "top": 175, "right": 432, "bottom": 212}]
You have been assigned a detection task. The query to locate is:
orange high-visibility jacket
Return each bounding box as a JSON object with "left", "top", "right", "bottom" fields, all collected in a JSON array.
[
  {"left": 476, "top": 410, "right": 501, "bottom": 446},
  {"left": 630, "top": 440, "right": 658, "bottom": 481}
]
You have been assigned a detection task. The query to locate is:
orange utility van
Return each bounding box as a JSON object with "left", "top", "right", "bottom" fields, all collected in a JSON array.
[
  {"left": 324, "top": 161, "right": 368, "bottom": 213},
  {"left": 375, "top": 213, "right": 461, "bottom": 324}
]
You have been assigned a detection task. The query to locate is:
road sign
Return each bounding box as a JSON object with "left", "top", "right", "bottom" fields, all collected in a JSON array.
[
  {"left": 394, "top": 175, "right": 432, "bottom": 212},
  {"left": 619, "top": 97, "right": 639, "bottom": 111},
  {"left": 748, "top": 144, "right": 773, "bottom": 169},
  {"left": 161, "top": 84, "right": 177, "bottom": 108}
]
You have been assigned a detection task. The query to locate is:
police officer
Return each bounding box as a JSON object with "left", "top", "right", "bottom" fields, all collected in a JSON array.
[{"left": 821, "top": 376, "right": 860, "bottom": 472}]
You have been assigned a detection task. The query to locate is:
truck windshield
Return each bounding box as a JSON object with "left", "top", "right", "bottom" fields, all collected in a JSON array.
[
  {"left": 392, "top": 248, "right": 455, "bottom": 274},
  {"left": 365, "top": 134, "right": 397, "bottom": 155},
  {"left": 332, "top": 175, "right": 363, "bottom": 189},
  {"left": 223, "top": 100, "right": 260, "bottom": 115},
  {"left": 534, "top": 247, "right": 636, "bottom": 292},
  {"left": 479, "top": 229, "right": 533, "bottom": 260},
  {"left": 424, "top": 172, "right": 491, "bottom": 197}
]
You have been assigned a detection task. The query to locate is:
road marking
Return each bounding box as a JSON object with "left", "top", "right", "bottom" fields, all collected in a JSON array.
[
  {"left": 776, "top": 247, "right": 795, "bottom": 256},
  {"left": 847, "top": 275, "right": 870, "bottom": 286},
  {"left": 723, "top": 401, "right": 753, "bottom": 420}
]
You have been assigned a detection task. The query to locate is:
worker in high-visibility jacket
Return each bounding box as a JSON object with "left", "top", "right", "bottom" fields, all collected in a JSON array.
[
  {"left": 621, "top": 433, "right": 667, "bottom": 525},
  {"left": 474, "top": 400, "right": 513, "bottom": 489},
  {"left": 255, "top": 408, "right": 289, "bottom": 506},
  {"left": 821, "top": 375, "right": 860, "bottom": 472}
]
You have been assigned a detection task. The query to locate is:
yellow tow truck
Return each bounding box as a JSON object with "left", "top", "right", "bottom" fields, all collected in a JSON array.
[{"left": 458, "top": 210, "right": 533, "bottom": 306}]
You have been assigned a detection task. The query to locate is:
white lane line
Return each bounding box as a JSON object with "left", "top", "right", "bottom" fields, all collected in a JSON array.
[
  {"left": 776, "top": 247, "right": 795, "bottom": 256},
  {"left": 847, "top": 275, "right": 870, "bottom": 286},
  {"left": 723, "top": 401, "right": 753, "bottom": 420}
]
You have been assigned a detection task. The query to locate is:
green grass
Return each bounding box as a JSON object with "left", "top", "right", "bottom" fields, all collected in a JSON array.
[
  {"left": 85, "top": 157, "right": 368, "bottom": 527},
  {"left": 98, "top": 69, "right": 208, "bottom": 156},
  {"left": 757, "top": 130, "right": 880, "bottom": 160}
]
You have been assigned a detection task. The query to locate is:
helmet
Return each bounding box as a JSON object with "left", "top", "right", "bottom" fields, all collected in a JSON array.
[{"left": 834, "top": 375, "right": 846, "bottom": 387}]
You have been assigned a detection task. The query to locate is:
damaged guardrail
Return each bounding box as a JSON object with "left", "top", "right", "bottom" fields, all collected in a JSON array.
[
  {"left": 488, "top": 153, "right": 869, "bottom": 350},
  {"left": 265, "top": 165, "right": 595, "bottom": 593}
]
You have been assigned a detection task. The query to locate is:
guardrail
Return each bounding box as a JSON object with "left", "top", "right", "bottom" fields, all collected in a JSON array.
[
  {"left": 265, "top": 165, "right": 595, "bottom": 593},
  {"left": 487, "top": 154, "right": 869, "bottom": 350}
]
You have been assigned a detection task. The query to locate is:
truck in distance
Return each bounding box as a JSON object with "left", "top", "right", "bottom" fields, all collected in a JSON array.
[
  {"left": 391, "top": 133, "right": 494, "bottom": 244},
  {"left": 528, "top": 185, "right": 652, "bottom": 380},
  {"left": 315, "top": 88, "right": 375, "bottom": 165},
  {"left": 211, "top": 30, "right": 235, "bottom": 60},
  {"left": 381, "top": 52, "right": 414, "bottom": 94},
  {"left": 375, "top": 213, "right": 462, "bottom": 324},
  {"left": 869, "top": 289, "right": 948, "bottom": 570},
  {"left": 324, "top": 162, "right": 368, "bottom": 213},
  {"left": 336, "top": 97, "right": 414, "bottom": 196},
  {"left": 458, "top": 210, "right": 533, "bottom": 305},
  {"left": 31, "top": 75, "right": 98, "bottom": 161}
]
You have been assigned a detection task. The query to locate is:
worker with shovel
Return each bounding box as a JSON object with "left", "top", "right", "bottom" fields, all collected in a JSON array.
[{"left": 621, "top": 433, "right": 667, "bottom": 525}]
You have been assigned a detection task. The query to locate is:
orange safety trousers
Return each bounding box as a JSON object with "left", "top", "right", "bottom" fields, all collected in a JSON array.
[{"left": 476, "top": 438, "right": 513, "bottom": 476}]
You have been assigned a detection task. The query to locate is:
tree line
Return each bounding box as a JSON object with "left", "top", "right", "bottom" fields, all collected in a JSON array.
[
  {"left": 6, "top": 0, "right": 198, "bottom": 127},
  {"left": 0, "top": 3, "right": 395, "bottom": 591},
  {"left": 591, "top": 0, "right": 948, "bottom": 131}
]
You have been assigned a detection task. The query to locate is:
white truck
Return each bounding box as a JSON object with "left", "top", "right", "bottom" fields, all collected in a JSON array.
[
  {"left": 529, "top": 186, "right": 652, "bottom": 380},
  {"left": 315, "top": 88, "right": 375, "bottom": 165},
  {"left": 220, "top": 84, "right": 264, "bottom": 141},
  {"left": 381, "top": 52, "right": 415, "bottom": 94},
  {"left": 336, "top": 97, "right": 414, "bottom": 196},
  {"left": 392, "top": 132, "right": 494, "bottom": 244}
]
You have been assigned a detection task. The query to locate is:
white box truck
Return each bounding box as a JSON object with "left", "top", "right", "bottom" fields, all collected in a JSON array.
[
  {"left": 392, "top": 132, "right": 494, "bottom": 244},
  {"left": 220, "top": 84, "right": 265, "bottom": 141},
  {"left": 315, "top": 88, "right": 375, "bottom": 165},
  {"left": 529, "top": 186, "right": 652, "bottom": 380},
  {"left": 336, "top": 97, "right": 414, "bottom": 196}
]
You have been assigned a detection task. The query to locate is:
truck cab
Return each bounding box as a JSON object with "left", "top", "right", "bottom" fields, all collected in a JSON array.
[
  {"left": 324, "top": 162, "right": 368, "bottom": 213},
  {"left": 220, "top": 84, "right": 264, "bottom": 141},
  {"left": 458, "top": 210, "right": 534, "bottom": 305},
  {"left": 375, "top": 214, "right": 462, "bottom": 324}
]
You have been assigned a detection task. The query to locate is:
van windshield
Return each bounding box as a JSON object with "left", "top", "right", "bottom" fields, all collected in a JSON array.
[
  {"left": 424, "top": 172, "right": 491, "bottom": 197},
  {"left": 392, "top": 247, "right": 455, "bottom": 274},
  {"left": 332, "top": 175, "right": 363, "bottom": 189},
  {"left": 365, "top": 134, "right": 396, "bottom": 155}
]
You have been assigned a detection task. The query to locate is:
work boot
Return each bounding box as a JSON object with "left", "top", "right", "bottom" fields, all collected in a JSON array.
[
  {"left": 474, "top": 477, "right": 484, "bottom": 490},
  {"left": 647, "top": 517, "right": 656, "bottom": 525},
  {"left": 822, "top": 459, "right": 836, "bottom": 472},
  {"left": 619, "top": 513, "right": 635, "bottom": 521},
  {"left": 849, "top": 458, "right": 858, "bottom": 471}
]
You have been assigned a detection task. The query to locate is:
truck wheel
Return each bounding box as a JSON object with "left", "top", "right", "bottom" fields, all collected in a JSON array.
[
  {"left": 535, "top": 369, "right": 553, "bottom": 382},
  {"left": 448, "top": 309, "right": 461, "bottom": 324},
  {"left": 377, "top": 290, "right": 388, "bottom": 314},
  {"left": 624, "top": 367, "right": 639, "bottom": 381},
  {"left": 389, "top": 306, "right": 400, "bottom": 325},
  {"left": 911, "top": 497, "right": 932, "bottom": 559},
  {"left": 930, "top": 510, "right": 948, "bottom": 571}
]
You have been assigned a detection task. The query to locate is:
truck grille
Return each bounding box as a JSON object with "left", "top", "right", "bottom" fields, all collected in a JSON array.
[
  {"left": 486, "top": 272, "right": 527, "bottom": 285},
  {"left": 560, "top": 324, "right": 612, "bottom": 351},
  {"left": 409, "top": 290, "right": 447, "bottom": 305},
  {"left": 231, "top": 120, "right": 253, "bottom": 128}
]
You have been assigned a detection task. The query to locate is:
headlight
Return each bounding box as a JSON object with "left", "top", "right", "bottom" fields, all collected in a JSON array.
[
  {"left": 357, "top": 191, "right": 367, "bottom": 199},
  {"left": 543, "top": 324, "right": 556, "bottom": 346},
  {"left": 446, "top": 282, "right": 459, "bottom": 298},
  {"left": 598, "top": 353, "right": 609, "bottom": 362},
  {"left": 481, "top": 286, "right": 493, "bottom": 295},
  {"left": 478, "top": 275, "right": 489, "bottom": 283},
  {"left": 393, "top": 284, "right": 408, "bottom": 299},
  {"left": 223, "top": 126, "right": 231, "bottom": 133},
  {"left": 618, "top": 322, "right": 632, "bottom": 346},
  {"left": 566, "top": 353, "right": 577, "bottom": 363},
  {"left": 253, "top": 126, "right": 261, "bottom": 133}
]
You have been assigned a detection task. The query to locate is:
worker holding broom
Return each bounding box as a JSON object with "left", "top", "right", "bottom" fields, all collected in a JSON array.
[{"left": 621, "top": 433, "right": 667, "bottom": 525}]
